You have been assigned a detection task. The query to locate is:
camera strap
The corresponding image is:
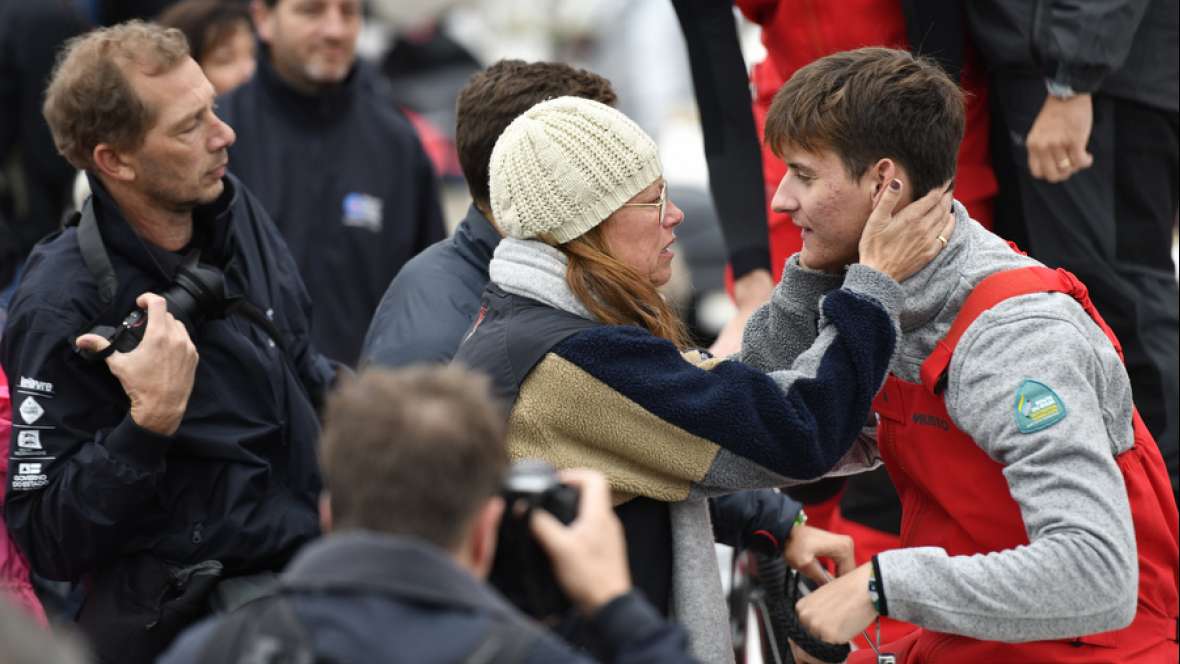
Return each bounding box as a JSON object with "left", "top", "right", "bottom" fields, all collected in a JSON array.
[
  {"left": 74, "top": 199, "right": 118, "bottom": 307},
  {"left": 72, "top": 202, "right": 292, "bottom": 359}
]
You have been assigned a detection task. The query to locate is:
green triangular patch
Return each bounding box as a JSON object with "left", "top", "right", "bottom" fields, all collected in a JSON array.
[{"left": 1014, "top": 379, "right": 1067, "bottom": 433}]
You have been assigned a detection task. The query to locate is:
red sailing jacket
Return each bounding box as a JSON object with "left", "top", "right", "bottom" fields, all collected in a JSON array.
[{"left": 853, "top": 267, "right": 1179, "bottom": 663}]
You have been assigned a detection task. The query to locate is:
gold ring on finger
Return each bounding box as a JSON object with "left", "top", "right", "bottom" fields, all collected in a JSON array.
[
  {"left": 1057, "top": 158, "right": 1072, "bottom": 170},
  {"left": 937, "top": 235, "right": 948, "bottom": 248}
]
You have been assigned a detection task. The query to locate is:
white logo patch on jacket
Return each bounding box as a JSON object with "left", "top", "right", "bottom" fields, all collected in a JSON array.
[
  {"left": 341, "top": 192, "right": 384, "bottom": 233},
  {"left": 18, "top": 397, "right": 45, "bottom": 424},
  {"left": 12, "top": 460, "right": 49, "bottom": 491},
  {"left": 15, "top": 430, "right": 43, "bottom": 453}
]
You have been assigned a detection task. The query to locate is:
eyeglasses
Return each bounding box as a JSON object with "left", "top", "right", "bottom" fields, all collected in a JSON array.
[{"left": 620, "top": 183, "right": 670, "bottom": 227}]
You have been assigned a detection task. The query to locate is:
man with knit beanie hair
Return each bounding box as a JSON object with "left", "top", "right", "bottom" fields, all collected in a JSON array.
[{"left": 455, "top": 95, "right": 953, "bottom": 662}]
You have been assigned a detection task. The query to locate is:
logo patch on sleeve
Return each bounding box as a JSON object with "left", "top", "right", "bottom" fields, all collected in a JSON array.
[{"left": 1014, "top": 379, "right": 1067, "bottom": 433}]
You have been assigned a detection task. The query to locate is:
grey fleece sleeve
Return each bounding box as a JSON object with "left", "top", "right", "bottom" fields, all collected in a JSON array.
[
  {"left": 739, "top": 254, "right": 847, "bottom": 372},
  {"left": 878, "top": 299, "right": 1138, "bottom": 641}
]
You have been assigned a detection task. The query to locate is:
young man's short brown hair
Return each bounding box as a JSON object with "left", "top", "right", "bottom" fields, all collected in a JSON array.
[
  {"left": 43, "top": 21, "right": 191, "bottom": 169},
  {"left": 764, "top": 47, "right": 964, "bottom": 197},
  {"left": 320, "top": 366, "right": 508, "bottom": 549},
  {"left": 456, "top": 59, "right": 617, "bottom": 211}
]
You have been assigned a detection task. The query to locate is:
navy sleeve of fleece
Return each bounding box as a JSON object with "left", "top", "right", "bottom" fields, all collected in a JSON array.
[{"left": 553, "top": 286, "right": 896, "bottom": 482}]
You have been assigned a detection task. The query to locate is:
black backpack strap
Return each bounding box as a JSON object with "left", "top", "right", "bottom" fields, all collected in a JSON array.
[
  {"left": 75, "top": 198, "right": 118, "bottom": 306},
  {"left": 198, "top": 592, "right": 316, "bottom": 664}
]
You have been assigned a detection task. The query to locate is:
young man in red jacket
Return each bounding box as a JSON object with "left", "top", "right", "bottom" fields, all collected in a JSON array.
[{"left": 744, "top": 47, "right": 1178, "bottom": 662}]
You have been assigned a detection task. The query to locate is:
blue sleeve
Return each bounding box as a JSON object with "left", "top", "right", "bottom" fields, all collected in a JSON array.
[{"left": 360, "top": 252, "right": 471, "bottom": 369}]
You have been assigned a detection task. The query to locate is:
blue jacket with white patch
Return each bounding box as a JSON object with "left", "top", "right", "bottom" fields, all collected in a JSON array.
[{"left": 217, "top": 52, "right": 445, "bottom": 366}]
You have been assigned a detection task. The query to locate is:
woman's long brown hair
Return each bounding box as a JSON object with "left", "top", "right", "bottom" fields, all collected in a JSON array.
[{"left": 553, "top": 225, "right": 692, "bottom": 349}]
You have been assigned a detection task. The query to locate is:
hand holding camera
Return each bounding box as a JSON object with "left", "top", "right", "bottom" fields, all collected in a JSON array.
[
  {"left": 529, "top": 468, "right": 633, "bottom": 614},
  {"left": 75, "top": 292, "right": 199, "bottom": 436}
]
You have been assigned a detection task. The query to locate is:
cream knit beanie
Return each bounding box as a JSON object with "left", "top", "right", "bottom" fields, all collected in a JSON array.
[{"left": 488, "top": 96, "right": 662, "bottom": 244}]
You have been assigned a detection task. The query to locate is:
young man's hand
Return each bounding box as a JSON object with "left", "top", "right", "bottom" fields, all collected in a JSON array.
[{"left": 795, "top": 561, "right": 877, "bottom": 644}]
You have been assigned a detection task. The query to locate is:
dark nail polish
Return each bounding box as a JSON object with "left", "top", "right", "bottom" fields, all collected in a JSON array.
[{"left": 889, "top": 179, "right": 901, "bottom": 191}]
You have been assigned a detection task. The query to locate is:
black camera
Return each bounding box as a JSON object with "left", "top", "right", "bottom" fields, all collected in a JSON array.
[
  {"left": 78, "top": 252, "right": 227, "bottom": 360},
  {"left": 489, "top": 459, "right": 580, "bottom": 623}
]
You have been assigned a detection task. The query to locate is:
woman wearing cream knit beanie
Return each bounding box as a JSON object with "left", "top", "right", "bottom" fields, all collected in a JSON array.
[
  {"left": 459, "top": 95, "right": 943, "bottom": 663},
  {"left": 487, "top": 95, "right": 690, "bottom": 343},
  {"left": 488, "top": 95, "right": 665, "bottom": 244}
]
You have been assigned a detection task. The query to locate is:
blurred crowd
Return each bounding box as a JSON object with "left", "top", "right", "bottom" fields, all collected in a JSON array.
[{"left": 1, "top": 1, "right": 1177, "bottom": 663}]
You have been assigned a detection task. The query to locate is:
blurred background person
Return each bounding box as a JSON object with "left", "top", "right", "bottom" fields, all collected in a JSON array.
[
  {"left": 157, "top": 0, "right": 256, "bottom": 95},
  {"left": 218, "top": 0, "right": 445, "bottom": 366},
  {"left": 967, "top": 0, "right": 1180, "bottom": 495},
  {"left": 0, "top": 0, "right": 93, "bottom": 272}
]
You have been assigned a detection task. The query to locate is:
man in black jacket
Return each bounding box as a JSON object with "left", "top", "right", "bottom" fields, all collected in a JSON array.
[
  {"left": 966, "top": 0, "right": 1180, "bottom": 492},
  {"left": 2, "top": 22, "right": 337, "bottom": 663},
  {"left": 162, "top": 366, "right": 697, "bottom": 664},
  {"left": 218, "top": 0, "right": 445, "bottom": 366}
]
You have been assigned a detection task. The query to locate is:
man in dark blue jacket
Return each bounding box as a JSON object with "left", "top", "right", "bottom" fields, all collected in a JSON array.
[
  {"left": 218, "top": 0, "right": 445, "bottom": 366},
  {"left": 161, "top": 367, "right": 696, "bottom": 664},
  {"left": 2, "top": 22, "right": 337, "bottom": 663},
  {"left": 361, "top": 59, "right": 617, "bottom": 369}
]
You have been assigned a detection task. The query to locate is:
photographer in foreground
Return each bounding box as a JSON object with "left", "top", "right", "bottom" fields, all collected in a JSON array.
[
  {"left": 1, "top": 21, "right": 338, "bottom": 663},
  {"left": 162, "top": 366, "right": 696, "bottom": 663}
]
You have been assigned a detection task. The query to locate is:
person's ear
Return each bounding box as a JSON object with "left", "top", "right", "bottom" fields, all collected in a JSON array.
[
  {"left": 251, "top": 0, "right": 274, "bottom": 43},
  {"left": 468, "top": 496, "right": 505, "bottom": 579},
  {"left": 868, "top": 158, "right": 899, "bottom": 204},
  {"left": 92, "top": 143, "right": 136, "bottom": 183},
  {"left": 318, "top": 492, "right": 333, "bottom": 533}
]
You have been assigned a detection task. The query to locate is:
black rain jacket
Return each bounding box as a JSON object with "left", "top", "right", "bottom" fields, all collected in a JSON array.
[
  {"left": 966, "top": 0, "right": 1178, "bottom": 111},
  {"left": 2, "top": 174, "right": 335, "bottom": 584},
  {"left": 217, "top": 53, "right": 446, "bottom": 366}
]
